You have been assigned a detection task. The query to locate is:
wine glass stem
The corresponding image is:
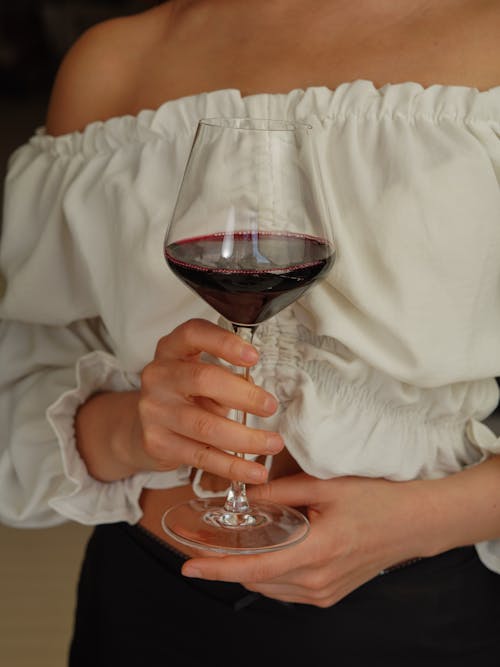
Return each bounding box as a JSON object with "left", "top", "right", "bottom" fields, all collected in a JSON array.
[{"left": 224, "top": 325, "right": 256, "bottom": 514}]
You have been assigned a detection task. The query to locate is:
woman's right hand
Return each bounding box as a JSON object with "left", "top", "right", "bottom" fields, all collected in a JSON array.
[{"left": 76, "top": 319, "right": 283, "bottom": 483}]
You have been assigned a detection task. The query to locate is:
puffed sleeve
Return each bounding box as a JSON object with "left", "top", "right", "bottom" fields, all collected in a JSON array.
[{"left": 0, "top": 136, "right": 189, "bottom": 528}]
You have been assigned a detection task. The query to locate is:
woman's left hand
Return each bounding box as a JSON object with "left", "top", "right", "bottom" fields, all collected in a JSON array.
[{"left": 181, "top": 473, "right": 441, "bottom": 606}]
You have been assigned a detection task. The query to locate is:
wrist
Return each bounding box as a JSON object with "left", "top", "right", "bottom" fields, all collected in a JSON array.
[
  {"left": 404, "top": 478, "right": 453, "bottom": 558},
  {"left": 409, "top": 456, "right": 500, "bottom": 557},
  {"left": 108, "top": 391, "right": 148, "bottom": 477},
  {"left": 76, "top": 390, "right": 145, "bottom": 482},
  {"left": 381, "top": 478, "right": 446, "bottom": 562}
]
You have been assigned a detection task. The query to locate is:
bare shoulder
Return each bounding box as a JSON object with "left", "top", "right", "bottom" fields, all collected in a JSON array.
[
  {"left": 45, "top": 4, "right": 174, "bottom": 136},
  {"left": 470, "top": 0, "right": 500, "bottom": 50},
  {"left": 465, "top": 0, "right": 500, "bottom": 89}
]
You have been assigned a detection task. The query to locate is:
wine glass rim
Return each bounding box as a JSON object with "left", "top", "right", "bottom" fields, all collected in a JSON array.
[{"left": 198, "top": 117, "right": 313, "bottom": 131}]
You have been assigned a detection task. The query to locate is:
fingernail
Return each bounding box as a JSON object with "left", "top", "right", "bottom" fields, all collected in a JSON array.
[
  {"left": 263, "top": 396, "right": 278, "bottom": 413},
  {"left": 266, "top": 435, "right": 283, "bottom": 453},
  {"left": 182, "top": 565, "right": 201, "bottom": 578},
  {"left": 240, "top": 345, "right": 259, "bottom": 363},
  {"left": 248, "top": 466, "right": 267, "bottom": 482}
]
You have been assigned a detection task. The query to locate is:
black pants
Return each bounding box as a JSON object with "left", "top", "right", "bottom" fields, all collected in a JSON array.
[{"left": 69, "top": 523, "right": 500, "bottom": 667}]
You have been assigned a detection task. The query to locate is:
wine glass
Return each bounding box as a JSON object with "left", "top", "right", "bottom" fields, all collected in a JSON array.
[{"left": 161, "top": 117, "right": 335, "bottom": 553}]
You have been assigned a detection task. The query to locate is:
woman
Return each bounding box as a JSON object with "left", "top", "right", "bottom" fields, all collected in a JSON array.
[{"left": 1, "top": 1, "right": 500, "bottom": 664}]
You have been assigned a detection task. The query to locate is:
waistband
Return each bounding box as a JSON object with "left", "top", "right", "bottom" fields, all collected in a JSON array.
[
  {"left": 124, "top": 522, "right": 263, "bottom": 611},
  {"left": 123, "top": 522, "right": 477, "bottom": 597}
]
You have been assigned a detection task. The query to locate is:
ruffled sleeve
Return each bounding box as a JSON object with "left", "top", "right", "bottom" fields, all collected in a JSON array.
[{"left": 0, "top": 137, "right": 189, "bottom": 528}]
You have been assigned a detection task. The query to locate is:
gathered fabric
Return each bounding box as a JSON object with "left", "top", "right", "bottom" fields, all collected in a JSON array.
[{"left": 1, "top": 81, "right": 500, "bottom": 570}]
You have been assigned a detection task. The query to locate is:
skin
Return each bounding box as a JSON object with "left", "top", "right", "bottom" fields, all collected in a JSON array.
[
  {"left": 45, "top": 0, "right": 500, "bottom": 606},
  {"left": 75, "top": 320, "right": 282, "bottom": 485}
]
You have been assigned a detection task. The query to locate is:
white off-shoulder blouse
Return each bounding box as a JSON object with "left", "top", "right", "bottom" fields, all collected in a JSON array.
[{"left": 1, "top": 81, "right": 500, "bottom": 571}]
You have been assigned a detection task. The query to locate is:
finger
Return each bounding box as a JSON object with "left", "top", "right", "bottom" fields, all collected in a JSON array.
[
  {"left": 139, "top": 414, "right": 275, "bottom": 483},
  {"left": 248, "top": 562, "right": 384, "bottom": 607},
  {"left": 162, "top": 434, "right": 271, "bottom": 483},
  {"left": 181, "top": 539, "right": 311, "bottom": 582},
  {"left": 141, "top": 398, "right": 283, "bottom": 457},
  {"left": 156, "top": 319, "right": 259, "bottom": 367},
  {"left": 245, "top": 582, "right": 344, "bottom": 607},
  {"left": 195, "top": 396, "right": 229, "bottom": 417},
  {"left": 242, "top": 549, "right": 384, "bottom": 606},
  {"left": 171, "top": 403, "right": 283, "bottom": 455},
  {"left": 243, "top": 581, "right": 315, "bottom": 605},
  {"left": 247, "top": 473, "right": 325, "bottom": 506},
  {"left": 160, "top": 359, "right": 278, "bottom": 417}
]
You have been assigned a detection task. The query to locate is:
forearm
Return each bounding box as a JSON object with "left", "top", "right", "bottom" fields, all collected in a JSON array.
[
  {"left": 421, "top": 455, "right": 500, "bottom": 556},
  {"left": 75, "top": 390, "right": 147, "bottom": 482}
]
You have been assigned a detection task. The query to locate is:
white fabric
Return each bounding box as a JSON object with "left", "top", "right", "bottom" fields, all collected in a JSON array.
[{"left": 1, "top": 81, "right": 500, "bottom": 568}]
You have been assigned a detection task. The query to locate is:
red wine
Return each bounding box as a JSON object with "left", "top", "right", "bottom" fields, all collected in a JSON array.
[{"left": 165, "top": 231, "right": 335, "bottom": 325}]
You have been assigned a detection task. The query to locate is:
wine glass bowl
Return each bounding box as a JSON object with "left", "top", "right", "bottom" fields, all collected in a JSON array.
[
  {"left": 164, "top": 230, "right": 333, "bottom": 327},
  {"left": 162, "top": 117, "right": 335, "bottom": 553}
]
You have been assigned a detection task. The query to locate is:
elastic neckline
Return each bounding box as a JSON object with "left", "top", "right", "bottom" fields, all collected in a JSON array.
[
  {"left": 58, "top": 80, "right": 500, "bottom": 135},
  {"left": 23, "top": 80, "right": 500, "bottom": 158}
]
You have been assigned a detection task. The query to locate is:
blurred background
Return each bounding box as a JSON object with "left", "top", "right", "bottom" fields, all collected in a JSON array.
[
  {"left": 0, "top": 4, "right": 155, "bottom": 666},
  {"left": 0, "top": 1, "right": 158, "bottom": 188}
]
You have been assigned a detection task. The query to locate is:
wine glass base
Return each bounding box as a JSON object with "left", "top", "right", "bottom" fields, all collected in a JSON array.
[{"left": 161, "top": 498, "right": 309, "bottom": 554}]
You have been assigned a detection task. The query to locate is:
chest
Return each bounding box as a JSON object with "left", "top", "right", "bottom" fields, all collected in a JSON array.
[{"left": 131, "top": 2, "right": 500, "bottom": 112}]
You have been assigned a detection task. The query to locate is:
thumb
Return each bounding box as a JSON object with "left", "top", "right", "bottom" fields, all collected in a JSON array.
[{"left": 247, "top": 472, "right": 322, "bottom": 507}]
